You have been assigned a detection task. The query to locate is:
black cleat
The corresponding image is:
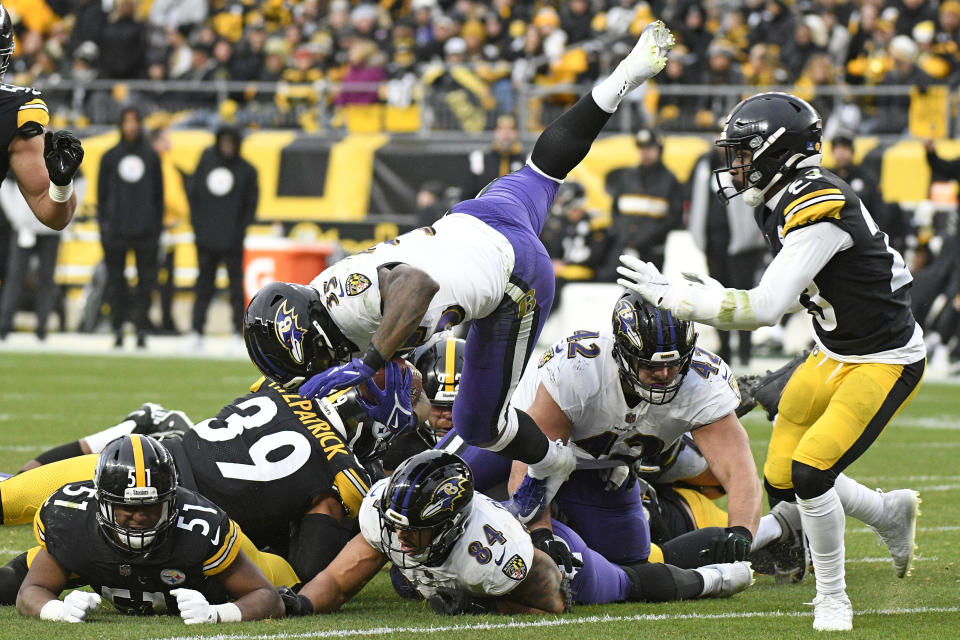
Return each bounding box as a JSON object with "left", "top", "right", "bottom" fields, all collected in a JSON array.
[{"left": 735, "top": 349, "right": 810, "bottom": 421}]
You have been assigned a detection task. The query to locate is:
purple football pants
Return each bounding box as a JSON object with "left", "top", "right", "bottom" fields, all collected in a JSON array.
[{"left": 448, "top": 166, "right": 559, "bottom": 449}]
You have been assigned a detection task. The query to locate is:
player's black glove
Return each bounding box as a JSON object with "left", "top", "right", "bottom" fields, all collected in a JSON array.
[
  {"left": 427, "top": 587, "right": 496, "bottom": 615},
  {"left": 704, "top": 526, "right": 753, "bottom": 563},
  {"left": 530, "top": 528, "right": 583, "bottom": 578},
  {"left": 277, "top": 586, "right": 314, "bottom": 617},
  {"left": 44, "top": 130, "right": 84, "bottom": 186}
]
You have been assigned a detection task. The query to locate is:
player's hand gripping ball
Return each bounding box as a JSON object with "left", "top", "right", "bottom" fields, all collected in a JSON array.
[{"left": 359, "top": 357, "right": 423, "bottom": 405}]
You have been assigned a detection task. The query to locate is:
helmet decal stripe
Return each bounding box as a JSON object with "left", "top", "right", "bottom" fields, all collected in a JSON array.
[
  {"left": 654, "top": 307, "right": 664, "bottom": 346},
  {"left": 130, "top": 434, "right": 146, "bottom": 487},
  {"left": 665, "top": 309, "right": 677, "bottom": 351},
  {"left": 397, "top": 463, "right": 434, "bottom": 513},
  {"left": 443, "top": 338, "right": 457, "bottom": 392}
]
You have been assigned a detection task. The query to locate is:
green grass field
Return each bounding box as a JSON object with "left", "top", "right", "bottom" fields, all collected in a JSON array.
[{"left": 0, "top": 352, "right": 957, "bottom": 639}]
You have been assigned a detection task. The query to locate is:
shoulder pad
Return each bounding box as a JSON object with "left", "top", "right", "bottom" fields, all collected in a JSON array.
[{"left": 780, "top": 170, "right": 847, "bottom": 235}]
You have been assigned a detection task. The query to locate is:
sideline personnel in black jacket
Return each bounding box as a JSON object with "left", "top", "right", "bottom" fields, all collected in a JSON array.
[
  {"left": 98, "top": 106, "right": 163, "bottom": 349},
  {"left": 187, "top": 125, "right": 259, "bottom": 340}
]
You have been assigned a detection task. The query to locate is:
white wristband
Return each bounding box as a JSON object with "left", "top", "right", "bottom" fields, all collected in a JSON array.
[
  {"left": 213, "top": 602, "right": 242, "bottom": 623},
  {"left": 39, "top": 599, "right": 65, "bottom": 621},
  {"left": 48, "top": 181, "right": 73, "bottom": 203}
]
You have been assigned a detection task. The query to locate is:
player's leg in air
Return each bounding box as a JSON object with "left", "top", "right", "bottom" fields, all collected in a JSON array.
[{"left": 450, "top": 21, "right": 676, "bottom": 523}]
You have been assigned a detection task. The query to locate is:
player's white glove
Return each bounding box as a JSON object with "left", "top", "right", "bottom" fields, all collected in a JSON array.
[
  {"left": 616, "top": 255, "right": 680, "bottom": 310},
  {"left": 617, "top": 255, "right": 730, "bottom": 323},
  {"left": 171, "top": 588, "right": 241, "bottom": 624},
  {"left": 39, "top": 591, "right": 101, "bottom": 622}
]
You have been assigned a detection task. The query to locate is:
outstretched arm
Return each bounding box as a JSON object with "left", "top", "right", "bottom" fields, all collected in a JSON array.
[
  {"left": 618, "top": 222, "right": 852, "bottom": 330},
  {"left": 298, "top": 533, "right": 387, "bottom": 613}
]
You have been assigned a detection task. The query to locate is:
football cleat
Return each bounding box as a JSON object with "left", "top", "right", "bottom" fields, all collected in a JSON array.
[
  {"left": 735, "top": 349, "right": 810, "bottom": 420},
  {"left": 811, "top": 592, "right": 853, "bottom": 632},
  {"left": 505, "top": 440, "right": 576, "bottom": 524},
  {"left": 696, "top": 561, "right": 754, "bottom": 598},
  {"left": 750, "top": 501, "right": 809, "bottom": 584},
  {"left": 619, "top": 20, "right": 675, "bottom": 93},
  {"left": 869, "top": 489, "right": 921, "bottom": 578}
]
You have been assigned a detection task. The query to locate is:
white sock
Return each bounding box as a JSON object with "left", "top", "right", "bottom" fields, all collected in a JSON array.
[
  {"left": 834, "top": 473, "right": 885, "bottom": 526},
  {"left": 590, "top": 70, "right": 630, "bottom": 114},
  {"left": 694, "top": 566, "right": 721, "bottom": 597},
  {"left": 529, "top": 439, "right": 562, "bottom": 479},
  {"left": 84, "top": 420, "right": 138, "bottom": 453},
  {"left": 797, "top": 489, "right": 846, "bottom": 596},
  {"left": 753, "top": 513, "right": 784, "bottom": 549}
]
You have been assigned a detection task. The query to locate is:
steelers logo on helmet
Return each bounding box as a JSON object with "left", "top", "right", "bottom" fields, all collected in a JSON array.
[
  {"left": 421, "top": 476, "right": 470, "bottom": 520},
  {"left": 274, "top": 299, "right": 306, "bottom": 364}
]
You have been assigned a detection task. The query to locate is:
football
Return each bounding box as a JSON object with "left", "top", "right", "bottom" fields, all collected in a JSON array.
[{"left": 359, "top": 357, "right": 423, "bottom": 405}]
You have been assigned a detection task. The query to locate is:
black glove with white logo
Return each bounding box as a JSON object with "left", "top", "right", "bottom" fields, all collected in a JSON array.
[
  {"left": 530, "top": 528, "right": 583, "bottom": 578},
  {"left": 44, "top": 130, "right": 84, "bottom": 186}
]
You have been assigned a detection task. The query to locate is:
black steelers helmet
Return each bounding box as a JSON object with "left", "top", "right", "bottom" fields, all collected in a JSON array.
[
  {"left": 378, "top": 450, "right": 474, "bottom": 568},
  {"left": 243, "top": 282, "right": 358, "bottom": 388},
  {"left": 714, "top": 92, "right": 822, "bottom": 206},
  {"left": 414, "top": 335, "right": 465, "bottom": 409},
  {"left": 0, "top": 5, "right": 13, "bottom": 79},
  {"left": 611, "top": 291, "right": 697, "bottom": 405},
  {"left": 93, "top": 435, "right": 179, "bottom": 553},
  {"left": 328, "top": 388, "right": 397, "bottom": 462}
]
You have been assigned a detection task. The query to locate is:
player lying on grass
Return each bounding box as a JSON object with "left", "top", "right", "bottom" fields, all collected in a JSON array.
[
  {"left": 277, "top": 449, "right": 753, "bottom": 617},
  {"left": 14, "top": 435, "right": 283, "bottom": 624},
  {"left": 0, "top": 369, "right": 431, "bottom": 584}
]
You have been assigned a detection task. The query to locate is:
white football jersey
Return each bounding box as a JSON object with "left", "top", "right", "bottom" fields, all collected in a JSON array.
[
  {"left": 309, "top": 214, "right": 515, "bottom": 353},
  {"left": 511, "top": 329, "right": 740, "bottom": 470},
  {"left": 359, "top": 479, "right": 534, "bottom": 599}
]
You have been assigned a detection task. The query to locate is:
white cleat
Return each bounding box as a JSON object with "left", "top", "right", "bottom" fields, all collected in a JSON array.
[
  {"left": 869, "top": 489, "right": 921, "bottom": 578},
  {"left": 619, "top": 20, "right": 675, "bottom": 92},
  {"left": 811, "top": 592, "right": 853, "bottom": 632},
  {"left": 697, "top": 561, "right": 755, "bottom": 598}
]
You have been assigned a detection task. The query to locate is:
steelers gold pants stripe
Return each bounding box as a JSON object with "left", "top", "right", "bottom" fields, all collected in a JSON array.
[{"left": 763, "top": 350, "right": 925, "bottom": 490}]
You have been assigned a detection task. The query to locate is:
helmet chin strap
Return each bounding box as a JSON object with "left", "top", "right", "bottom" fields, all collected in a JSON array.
[{"left": 743, "top": 152, "right": 822, "bottom": 207}]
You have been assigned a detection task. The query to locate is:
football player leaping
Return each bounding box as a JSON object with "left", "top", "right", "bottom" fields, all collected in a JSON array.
[
  {"left": 618, "top": 92, "right": 924, "bottom": 632},
  {"left": 242, "top": 21, "right": 677, "bottom": 526},
  {"left": 0, "top": 3, "right": 83, "bottom": 230},
  {"left": 15, "top": 435, "right": 284, "bottom": 624},
  {"left": 279, "top": 450, "right": 753, "bottom": 617}
]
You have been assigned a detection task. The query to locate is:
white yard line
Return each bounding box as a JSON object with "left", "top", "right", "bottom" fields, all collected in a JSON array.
[{"left": 152, "top": 606, "right": 960, "bottom": 640}]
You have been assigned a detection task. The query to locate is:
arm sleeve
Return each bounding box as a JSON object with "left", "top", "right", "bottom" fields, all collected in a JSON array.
[
  {"left": 202, "top": 519, "right": 242, "bottom": 576},
  {"left": 664, "top": 223, "right": 854, "bottom": 330}
]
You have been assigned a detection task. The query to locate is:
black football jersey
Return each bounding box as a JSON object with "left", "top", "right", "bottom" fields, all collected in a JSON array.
[
  {"left": 760, "top": 167, "right": 916, "bottom": 356},
  {"left": 177, "top": 379, "right": 371, "bottom": 549},
  {"left": 34, "top": 482, "right": 239, "bottom": 615},
  {"left": 0, "top": 83, "right": 48, "bottom": 178}
]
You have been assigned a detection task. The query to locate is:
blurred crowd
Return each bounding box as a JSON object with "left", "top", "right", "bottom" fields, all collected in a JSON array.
[{"left": 2, "top": 0, "right": 958, "bottom": 132}]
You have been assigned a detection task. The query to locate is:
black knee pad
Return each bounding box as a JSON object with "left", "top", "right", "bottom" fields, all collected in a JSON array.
[
  {"left": 791, "top": 461, "right": 837, "bottom": 500},
  {"left": 0, "top": 553, "right": 28, "bottom": 605},
  {"left": 764, "top": 477, "right": 797, "bottom": 508},
  {"left": 620, "top": 561, "right": 703, "bottom": 602},
  {"left": 658, "top": 527, "right": 725, "bottom": 568},
  {"left": 492, "top": 408, "right": 549, "bottom": 465}
]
